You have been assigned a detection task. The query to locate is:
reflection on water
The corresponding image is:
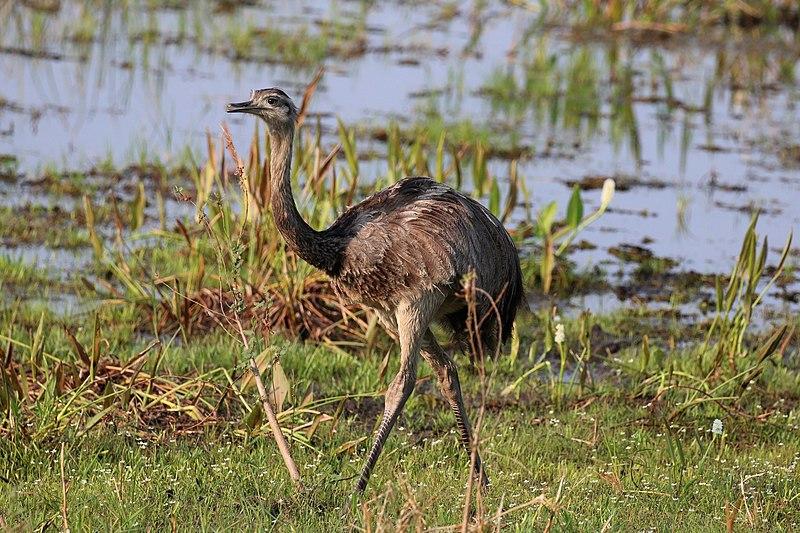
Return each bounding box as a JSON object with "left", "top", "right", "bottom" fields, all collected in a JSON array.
[{"left": 0, "top": 0, "right": 798, "bottom": 307}]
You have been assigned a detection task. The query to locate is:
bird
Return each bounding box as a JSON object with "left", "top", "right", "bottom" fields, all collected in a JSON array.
[{"left": 227, "top": 88, "right": 523, "bottom": 493}]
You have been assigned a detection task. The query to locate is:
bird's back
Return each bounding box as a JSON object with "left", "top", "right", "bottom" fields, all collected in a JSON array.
[{"left": 326, "top": 177, "right": 523, "bottom": 354}]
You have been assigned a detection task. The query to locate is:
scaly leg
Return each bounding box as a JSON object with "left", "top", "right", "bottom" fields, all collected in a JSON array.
[
  {"left": 420, "top": 330, "right": 489, "bottom": 490},
  {"left": 355, "top": 297, "right": 439, "bottom": 492}
]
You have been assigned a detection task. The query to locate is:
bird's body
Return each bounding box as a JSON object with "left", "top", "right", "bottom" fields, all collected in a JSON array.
[
  {"left": 228, "top": 88, "right": 523, "bottom": 493},
  {"left": 304, "top": 176, "right": 521, "bottom": 352}
]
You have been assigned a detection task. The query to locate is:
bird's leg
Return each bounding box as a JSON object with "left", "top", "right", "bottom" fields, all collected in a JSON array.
[
  {"left": 355, "top": 300, "right": 432, "bottom": 493},
  {"left": 373, "top": 309, "right": 398, "bottom": 340},
  {"left": 420, "top": 331, "right": 489, "bottom": 491}
]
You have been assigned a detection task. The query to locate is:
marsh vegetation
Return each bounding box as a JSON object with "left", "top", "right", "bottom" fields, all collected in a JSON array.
[{"left": 1, "top": 0, "right": 799, "bottom": 530}]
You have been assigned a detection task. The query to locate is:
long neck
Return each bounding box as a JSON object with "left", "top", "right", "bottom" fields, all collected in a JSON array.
[{"left": 268, "top": 123, "right": 338, "bottom": 273}]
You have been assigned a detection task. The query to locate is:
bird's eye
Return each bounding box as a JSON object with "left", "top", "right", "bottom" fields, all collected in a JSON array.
[{"left": 267, "top": 97, "right": 278, "bottom": 106}]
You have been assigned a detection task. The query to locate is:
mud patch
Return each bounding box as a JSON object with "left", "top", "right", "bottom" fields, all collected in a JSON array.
[{"left": 564, "top": 174, "right": 670, "bottom": 191}]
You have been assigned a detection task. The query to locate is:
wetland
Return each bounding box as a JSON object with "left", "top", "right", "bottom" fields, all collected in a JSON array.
[{"left": 1, "top": 1, "right": 799, "bottom": 530}]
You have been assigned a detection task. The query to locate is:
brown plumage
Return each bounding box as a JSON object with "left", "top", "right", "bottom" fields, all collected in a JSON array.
[{"left": 227, "top": 88, "right": 523, "bottom": 493}]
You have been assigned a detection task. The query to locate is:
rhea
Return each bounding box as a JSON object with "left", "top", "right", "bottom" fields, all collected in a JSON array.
[{"left": 227, "top": 88, "right": 523, "bottom": 492}]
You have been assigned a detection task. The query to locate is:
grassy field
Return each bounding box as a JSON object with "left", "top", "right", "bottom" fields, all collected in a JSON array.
[
  {"left": 1, "top": 112, "right": 798, "bottom": 532},
  {"left": 2, "top": 313, "right": 799, "bottom": 531}
]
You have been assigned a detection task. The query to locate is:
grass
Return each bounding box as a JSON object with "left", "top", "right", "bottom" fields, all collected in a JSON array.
[
  {"left": 526, "top": 0, "right": 799, "bottom": 34},
  {"left": 0, "top": 205, "right": 89, "bottom": 249},
  {"left": 0, "top": 255, "right": 54, "bottom": 287},
  {"left": 2, "top": 0, "right": 365, "bottom": 67},
  {"left": 2, "top": 324, "right": 799, "bottom": 530}
]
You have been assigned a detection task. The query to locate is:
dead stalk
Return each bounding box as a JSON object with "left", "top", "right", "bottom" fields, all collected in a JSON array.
[
  {"left": 460, "top": 274, "right": 506, "bottom": 531},
  {"left": 60, "top": 442, "right": 69, "bottom": 532},
  {"left": 248, "top": 354, "right": 302, "bottom": 486},
  {"left": 223, "top": 121, "right": 302, "bottom": 489}
]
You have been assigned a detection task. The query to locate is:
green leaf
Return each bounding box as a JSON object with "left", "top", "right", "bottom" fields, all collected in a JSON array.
[
  {"left": 336, "top": 118, "right": 358, "bottom": 179},
  {"left": 244, "top": 403, "right": 263, "bottom": 430},
  {"left": 566, "top": 185, "right": 583, "bottom": 228},
  {"left": 131, "top": 180, "right": 146, "bottom": 230},
  {"left": 333, "top": 436, "right": 367, "bottom": 455},
  {"left": 65, "top": 328, "right": 90, "bottom": 366},
  {"left": 451, "top": 145, "right": 462, "bottom": 189},
  {"left": 753, "top": 324, "right": 789, "bottom": 365},
  {"left": 30, "top": 312, "right": 46, "bottom": 367},
  {"left": 501, "top": 160, "right": 519, "bottom": 223},
  {"left": 537, "top": 201, "right": 558, "bottom": 235},
  {"left": 434, "top": 131, "right": 446, "bottom": 182},
  {"left": 640, "top": 335, "right": 650, "bottom": 372},
  {"left": 83, "top": 195, "right": 104, "bottom": 261},
  {"left": 79, "top": 404, "right": 116, "bottom": 436},
  {"left": 472, "top": 141, "right": 486, "bottom": 195},
  {"left": 509, "top": 326, "right": 520, "bottom": 365},
  {"left": 488, "top": 178, "right": 501, "bottom": 217},
  {"left": 541, "top": 239, "right": 554, "bottom": 294}
]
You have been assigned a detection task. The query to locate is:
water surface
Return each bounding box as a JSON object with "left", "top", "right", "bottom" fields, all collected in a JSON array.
[{"left": 1, "top": 0, "right": 798, "bottom": 312}]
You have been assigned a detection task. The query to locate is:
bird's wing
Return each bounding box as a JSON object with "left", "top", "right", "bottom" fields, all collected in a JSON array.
[{"left": 336, "top": 178, "right": 468, "bottom": 303}]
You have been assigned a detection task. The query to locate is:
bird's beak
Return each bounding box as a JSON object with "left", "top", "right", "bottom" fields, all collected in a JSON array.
[{"left": 226, "top": 100, "right": 257, "bottom": 114}]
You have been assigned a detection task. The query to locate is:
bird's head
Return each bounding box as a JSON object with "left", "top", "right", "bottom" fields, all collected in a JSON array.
[{"left": 226, "top": 88, "right": 298, "bottom": 129}]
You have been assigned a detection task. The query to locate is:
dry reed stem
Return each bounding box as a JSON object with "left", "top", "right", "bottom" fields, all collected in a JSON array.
[
  {"left": 248, "top": 354, "right": 302, "bottom": 485},
  {"left": 297, "top": 67, "right": 324, "bottom": 129},
  {"left": 60, "top": 442, "right": 69, "bottom": 532},
  {"left": 459, "top": 274, "right": 509, "bottom": 531},
  {"left": 222, "top": 122, "right": 303, "bottom": 489}
]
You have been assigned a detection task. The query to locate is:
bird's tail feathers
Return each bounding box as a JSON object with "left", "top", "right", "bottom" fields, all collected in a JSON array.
[{"left": 445, "top": 266, "right": 524, "bottom": 363}]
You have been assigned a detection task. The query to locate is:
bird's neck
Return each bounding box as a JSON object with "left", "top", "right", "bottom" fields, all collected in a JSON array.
[{"left": 268, "top": 124, "right": 339, "bottom": 274}]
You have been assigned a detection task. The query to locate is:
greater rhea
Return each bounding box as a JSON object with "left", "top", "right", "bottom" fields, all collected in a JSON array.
[{"left": 227, "top": 88, "right": 523, "bottom": 492}]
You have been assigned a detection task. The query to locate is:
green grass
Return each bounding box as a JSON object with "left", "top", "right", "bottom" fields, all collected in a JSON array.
[
  {"left": 2, "top": 231, "right": 799, "bottom": 528},
  {"left": 0, "top": 205, "right": 89, "bottom": 249},
  {"left": 0, "top": 255, "right": 54, "bottom": 287},
  {"left": 2, "top": 327, "right": 799, "bottom": 531}
]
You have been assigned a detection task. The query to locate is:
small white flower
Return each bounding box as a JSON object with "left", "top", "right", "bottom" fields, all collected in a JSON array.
[
  {"left": 712, "top": 419, "right": 723, "bottom": 436},
  {"left": 554, "top": 323, "right": 565, "bottom": 345}
]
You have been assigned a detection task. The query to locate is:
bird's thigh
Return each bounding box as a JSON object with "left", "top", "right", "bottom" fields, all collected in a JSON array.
[{"left": 372, "top": 308, "right": 398, "bottom": 338}]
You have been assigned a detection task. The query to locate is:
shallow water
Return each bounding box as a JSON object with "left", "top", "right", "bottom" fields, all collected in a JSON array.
[{"left": 1, "top": 1, "right": 798, "bottom": 311}]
